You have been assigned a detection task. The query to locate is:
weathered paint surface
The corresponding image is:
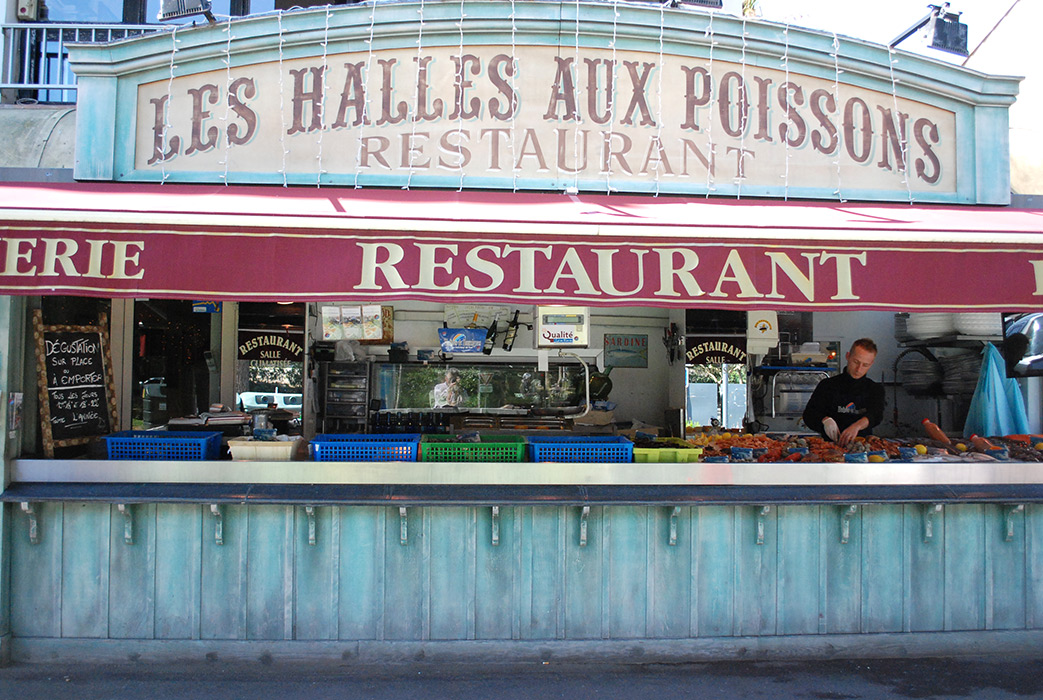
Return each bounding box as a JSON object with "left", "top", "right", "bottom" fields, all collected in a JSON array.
[
  {"left": 6, "top": 502, "right": 1043, "bottom": 643},
  {"left": 66, "top": 1, "right": 1019, "bottom": 204}
]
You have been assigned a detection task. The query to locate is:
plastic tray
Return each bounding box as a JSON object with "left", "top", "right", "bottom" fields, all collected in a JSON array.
[
  {"left": 104, "top": 430, "right": 222, "bottom": 461},
  {"left": 420, "top": 435, "right": 527, "bottom": 462},
  {"left": 311, "top": 433, "right": 421, "bottom": 462},
  {"left": 528, "top": 435, "right": 634, "bottom": 463},
  {"left": 228, "top": 437, "right": 301, "bottom": 461},
  {"left": 633, "top": 437, "right": 703, "bottom": 463}
]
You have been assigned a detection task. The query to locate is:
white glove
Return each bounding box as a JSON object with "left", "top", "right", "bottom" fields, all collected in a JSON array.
[{"left": 822, "top": 417, "right": 840, "bottom": 442}]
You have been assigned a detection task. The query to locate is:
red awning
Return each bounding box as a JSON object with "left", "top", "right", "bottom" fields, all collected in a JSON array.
[{"left": 2, "top": 181, "right": 1042, "bottom": 311}]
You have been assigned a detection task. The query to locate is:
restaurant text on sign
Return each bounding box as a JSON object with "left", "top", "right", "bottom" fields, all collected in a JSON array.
[
  {"left": 357, "top": 243, "right": 869, "bottom": 301},
  {"left": 5, "top": 225, "right": 1043, "bottom": 310}
]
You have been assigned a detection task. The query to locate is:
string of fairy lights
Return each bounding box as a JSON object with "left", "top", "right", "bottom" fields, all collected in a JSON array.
[
  {"left": 780, "top": 23, "right": 790, "bottom": 201},
  {"left": 354, "top": 0, "right": 379, "bottom": 189},
  {"left": 570, "top": 0, "right": 582, "bottom": 193},
  {"left": 315, "top": 5, "right": 332, "bottom": 188},
  {"left": 703, "top": 11, "right": 716, "bottom": 198},
  {"left": 219, "top": 20, "right": 233, "bottom": 185},
  {"left": 888, "top": 45, "right": 915, "bottom": 204},
  {"left": 151, "top": 1, "right": 923, "bottom": 205},
  {"left": 653, "top": 0, "right": 665, "bottom": 197},
  {"left": 405, "top": 0, "right": 426, "bottom": 190},
  {"left": 160, "top": 24, "right": 179, "bottom": 185},
  {"left": 737, "top": 13, "right": 748, "bottom": 198},
  {"left": 509, "top": 0, "right": 518, "bottom": 191},
  {"left": 277, "top": 10, "right": 288, "bottom": 187},
  {"left": 831, "top": 31, "right": 845, "bottom": 202},
  {"left": 605, "top": 0, "right": 620, "bottom": 195},
  {"left": 456, "top": 0, "right": 467, "bottom": 191}
]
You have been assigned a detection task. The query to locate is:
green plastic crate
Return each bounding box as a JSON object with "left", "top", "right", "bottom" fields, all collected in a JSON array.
[
  {"left": 633, "top": 437, "right": 703, "bottom": 463},
  {"left": 420, "top": 434, "right": 527, "bottom": 462}
]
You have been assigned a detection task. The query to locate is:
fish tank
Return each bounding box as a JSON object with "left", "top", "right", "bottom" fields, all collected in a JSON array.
[{"left": 373, "top": 361, "right": 591, "bottom": 414}]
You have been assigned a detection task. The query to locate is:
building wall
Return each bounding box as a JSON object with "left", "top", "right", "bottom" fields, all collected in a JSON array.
[{"left": 0, "top": 106, "right": 75, "bottom": 170}]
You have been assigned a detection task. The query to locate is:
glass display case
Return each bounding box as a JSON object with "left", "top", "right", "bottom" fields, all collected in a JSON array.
[{"left": 373, "top": 361, "right": 590, "bottom": 415}]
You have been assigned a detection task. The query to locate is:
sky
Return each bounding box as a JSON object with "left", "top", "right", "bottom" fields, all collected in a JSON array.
[{"left": 725, "top": 0, "right": 1016, "bottom": 64}]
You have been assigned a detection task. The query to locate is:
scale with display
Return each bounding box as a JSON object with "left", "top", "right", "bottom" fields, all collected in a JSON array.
[{"left": 534, "top": 306, "right": 589, "bottom": 349}]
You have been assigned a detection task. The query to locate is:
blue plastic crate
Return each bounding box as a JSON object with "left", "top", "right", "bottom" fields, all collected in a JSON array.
[
  {"left": 104, "top": 430, "right": 222, "bottom": 461},
  {"left": 527, "top": 436, "right": 633, "bottom": 463},
  {"left": 311, "top": 433, "right": 421, "bottom": 462}
]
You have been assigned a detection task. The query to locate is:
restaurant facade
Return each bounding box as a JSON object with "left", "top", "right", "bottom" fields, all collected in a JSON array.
[{"left": 2, "top": 1, "right": 1043, "bottom": 664}]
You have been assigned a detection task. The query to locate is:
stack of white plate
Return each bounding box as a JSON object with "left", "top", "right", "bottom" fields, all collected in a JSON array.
[
  {"left": 953, "top": 312, "right": 1003, "bottom": 336},
  {"left": 906, "top": 313, "right": 955, "bottom": 340},
  {"left": 940, "top": 351, "right": 982, "bottom": 395},
  {"left": 893, "top": 313, "right": 912, "bottom": 343},
  {"left": 898, "top": 356, "right": 943, "bottom": 395}
]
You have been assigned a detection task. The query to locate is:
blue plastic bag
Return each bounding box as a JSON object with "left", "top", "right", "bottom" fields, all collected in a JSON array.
[{"left": 963, "top": 344, "right": 1030, "bottom": 438}]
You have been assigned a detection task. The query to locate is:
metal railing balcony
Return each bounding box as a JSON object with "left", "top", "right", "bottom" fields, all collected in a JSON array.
[{"left": 1, "top": 22, "right": 166, "bottom": 104}]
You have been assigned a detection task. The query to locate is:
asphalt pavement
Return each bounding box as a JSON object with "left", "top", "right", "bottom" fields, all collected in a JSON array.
[{"left": 2, "top": 655, "right": 1043, "bottom": 700}]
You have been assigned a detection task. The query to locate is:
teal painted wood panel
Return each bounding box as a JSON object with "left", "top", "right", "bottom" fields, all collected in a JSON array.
[
  {"left": 861, "top": 505, "right": 905, "bottom": 633},
  {"left": 382, "top": 506, "right": 425, "bottom": 640},
  {"left": 823, "top": 505, "right": 862, "bottom": 634},
  {"left": 985, "top": 504, "right": 1026, "bottom": 630},
  {"left": 428, "top": 507, "right": 477, "bottom": 640},
  {"left": 246, "top": 506, "right": 293, "bottom": 640},
  {"left": 647, "top": 507, "right": 691, "bottom": 639},
  {"left": 734, "top": 506, "right": 776, "bottom": 636},
  {"left": 293, "top": 505, "right": 337, "bottom": 640},
  {"left": 904, "top": 504, "right": 945, "bottom": 632},
  {"left": 72, "top": 75, "right": 118, "bottom": 180},
  {"left": 60, "top": 502, "right": 111, "bottom": 638},
  {"left": 564, "top": 506, "right": 604, "bottom": 639},
  {"left": 200, "top": 505, "right": 247, "bottom": 640},
  {"left": 10, "top": 502, "right": 63, "bottom": 638},
  {"left": 693, "top": 506, "right": 735, "bottom": 637},
  {"left": 522, "top": 507, "right": 564, "bottom": 640},
  {"left": 154, "top": 504, "right": 202, "bottom": 639},
  {"left": 1027, "top": 505, "right": 1043, "bottom": 629},
  {"left": 776, "top": 505, "right": 820, "bottom": 635},
  {"left": 474, "top": 506, "right": 517, "bottom": 640},
  {"left": 0, "top": 507, "right": 8, "bottom": 639},
  {"left": 605, "top": 506, "right": 648, "bottom": 639},
  {"left": 338, "top": 507, "right": 384, "bottom": 640},
  {"left": 8, "top": 500, "right": 1043, "bottom": 648},
  {"left": 108, "top": 503, "right": 157, "bottom": 639},
  {"left": 944, "top": 504, "right": 986, "bottom": 631}
]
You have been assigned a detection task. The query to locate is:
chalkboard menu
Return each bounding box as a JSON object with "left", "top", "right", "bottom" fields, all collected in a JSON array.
[{"left": 33, "top": 310, "right": 119, "bottom": 457}]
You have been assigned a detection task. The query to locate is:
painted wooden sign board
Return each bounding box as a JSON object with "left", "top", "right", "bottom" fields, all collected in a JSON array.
[
  {"left": 32, "top": 309, "right": 119, "bottom": 457},
  {"left": 67, "top": 1, "right": 1019, "bottom": 204}
]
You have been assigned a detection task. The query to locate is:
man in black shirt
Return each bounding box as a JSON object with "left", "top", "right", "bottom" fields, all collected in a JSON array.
[{"left": 802, "top": 338, "right": 885, "bottom": 446}]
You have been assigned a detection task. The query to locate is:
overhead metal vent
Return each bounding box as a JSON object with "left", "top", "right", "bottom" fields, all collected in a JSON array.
[{"left": 158, "top": 0, "right": 215, "bottom": 22}]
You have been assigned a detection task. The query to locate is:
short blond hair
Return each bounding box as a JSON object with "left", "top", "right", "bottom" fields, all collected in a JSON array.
[{"left": 850, "top": 338, "right": 878, "bottom": 355}]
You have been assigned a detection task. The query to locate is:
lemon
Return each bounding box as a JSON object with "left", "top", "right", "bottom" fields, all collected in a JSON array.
[
  {"left": 868, "top": 454, "right": 887, "bottom": 463},
  {"left": 1035, "top": 442, "right": 1043, "bottom": 451},
  {"left": 722, "top": 432, "right": 732, "bottom": 438},
  {"left": 914, "top": 444, "right": 927, "bottom": 455},
  {"left": 955, "top": 443, "right": 968, "bottom": 452}
]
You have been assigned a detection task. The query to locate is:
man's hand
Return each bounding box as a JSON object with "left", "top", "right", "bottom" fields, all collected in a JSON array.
[
  {"left": 836, "top": 417, "right": 870, "bottom": 447},
  {"left": 822, "top": 417, "right": 840, "bottom": 442}
]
